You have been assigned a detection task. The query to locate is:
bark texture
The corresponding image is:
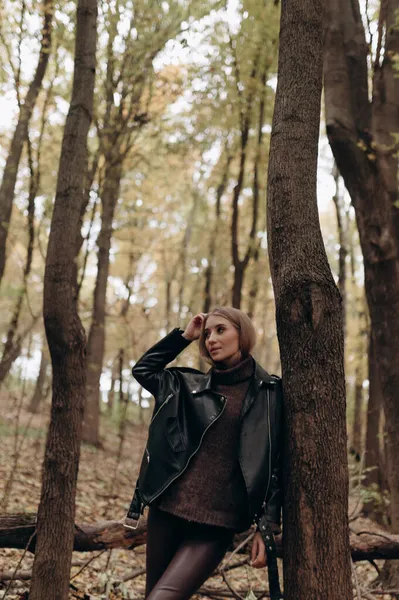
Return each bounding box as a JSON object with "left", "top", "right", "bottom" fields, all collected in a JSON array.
[
  {"left": 363, "top": 334, "right": 385, "bottom": 523},
  {"left": 28, "top": 350, "right": 50, "bottom": 414},
  {"left": 83, "top": 159, "right": 122, "bottom": 446},
  {"left": 0, "top": 0, "right": 53, "bottom": 284},
  {"left": 266, "top": 0, "right": 352, "bottom": 597},
  {"left": 29, "top": 1, "right": 97, "bottom": 599},
  {"left": 230, "top": 42, "right": 264, "bottom": 309},
  {"left": 324, "top": 0, "right": 399, "bottom": 544}
]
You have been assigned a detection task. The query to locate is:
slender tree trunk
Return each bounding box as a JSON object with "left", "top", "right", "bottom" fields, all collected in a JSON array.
[
  {"left": 351, "top": 364, "right": 363, "bottom": 458},
  {"left": 247, "top": 243, "right": 260, "bottom": 320},
  {"left": 363, "top": 333, "right": 384, "bottom": 523},
  {"left": 177, "top": 193, "right": 199, "bottom": 323},
  {"left": 247, "top": 72, "right": 266, "bottom": 320},
  {"left": 332, "top": 164, "right": 348, "bottom": 334},
  {"left": 82, "top": 160, "right": 122, "bottom": 446},
  {"left": 28, "top": 349, "right": 50, "bottom": 414},
  {"left": 29, "top": 1, "right": 97, "bottom": 598},
  {"left": 107, "top": 370, "right": 116, "bottom": 416},
  {"left": 0, "top": 135, "right": 38, "bottom": 383},
  {"left": 203, "top": 152, "right": 231, "bottom": 313},
  {"left": 230, "top": 45, "right": 262, "bottom": 309},
  {"left": 0, "top": 0, "right": 53, "bottom": 284},
  {"left": 324, "top": 0, "right": 399, "bottom": 553},
  {"left": 267, "top": 0, "right": 352, "bottom": 596}
]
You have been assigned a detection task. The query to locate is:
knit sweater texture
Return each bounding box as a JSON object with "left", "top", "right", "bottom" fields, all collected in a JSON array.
[{"left": 156, "top": 355, "right": 254, "bottom": 531}]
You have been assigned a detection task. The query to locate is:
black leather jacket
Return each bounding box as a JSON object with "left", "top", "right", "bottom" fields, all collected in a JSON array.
[{"left": 127, "top": 328, "right": 283, "bottom": 531}]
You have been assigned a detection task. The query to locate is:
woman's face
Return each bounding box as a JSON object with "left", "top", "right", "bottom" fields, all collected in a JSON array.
[{"left": 204, "top": 315, "right": 241, "bottom": 366}]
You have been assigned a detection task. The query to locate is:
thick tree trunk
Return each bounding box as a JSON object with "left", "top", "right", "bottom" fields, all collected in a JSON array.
[
  {"left": 324, "top": 0, "right": 399, "bottom": 547},
  {"left": 267, "top": 0, "right": 352, "bottom": 597},
  {"left": 2, "top": 514, "right": 399, "bottom": 561},
  {"left": 82, "top": 160, "right": 122, "bottom": 446},
  {"left": 29, "top": 1, "right": 97, "bottom": 599},
  {"left": 0, "top": 0, "right": 53, "bottom": 284}
]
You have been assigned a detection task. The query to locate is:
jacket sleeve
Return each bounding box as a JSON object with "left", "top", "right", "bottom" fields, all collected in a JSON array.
[
  {"left": 259, "top": 379, "right": 284, "bottom": 533},
  {"left": 132, "top": 328, "right": 192, "bottom": 398}
]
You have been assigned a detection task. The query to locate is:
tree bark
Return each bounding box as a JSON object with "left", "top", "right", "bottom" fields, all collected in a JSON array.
[
  {"left": 82, "top": 159, "right": 122, "bottom": 446},
  {"left": 324, "top": 0, "right": 399, "bottom": 546},
  {"left": 29, "top": 1, "right": 97, "bottom": 599},
  {"left": 230, "top": 42, "right": 262, "bottom": 310},
  {"left": 0, "top": 0, "right": 54, "bottom": 284},
  {"left": 331, "top": 164, "right": 348, "bottom": 334},
  {"left": 351, "top": 364, "right": 364, "bottom": 459},
  {"left": 28, "top": 348, "right": 51, "bottom": 414},
  {"left": 0, "top": 133, "right": 38, "bottom": 383},
  {"left": 363, "top": 333, "right": 385, "bottom": 523},
  {"left": 203, "top": 151, "right": 231, "bottom": 313},
  {"left": 267, "top": 0, "right": 352, "bottom": 597},
  {"left": 2, "top": 514, "right": 399, "bottom": 561}
]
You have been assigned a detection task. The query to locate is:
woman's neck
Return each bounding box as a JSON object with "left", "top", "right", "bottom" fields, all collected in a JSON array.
[{"left": 214, "top": 351, "right": 243, "bottom": 370}]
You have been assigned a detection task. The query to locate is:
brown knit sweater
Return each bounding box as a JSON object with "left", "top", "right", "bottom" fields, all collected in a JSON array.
[{"left": 156, "top": 355, "right": 254, "bottom": 531}]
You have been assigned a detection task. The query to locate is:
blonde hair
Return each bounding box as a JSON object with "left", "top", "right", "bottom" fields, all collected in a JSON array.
[{"left": 199, "top": 307, "right": 257, "bottom": 364}]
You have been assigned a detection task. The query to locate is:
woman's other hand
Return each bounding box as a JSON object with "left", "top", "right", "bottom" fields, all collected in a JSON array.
[
  {"left": 251, "top": 531, "right": 267, "bottom": 568},
  {"left": 182, "top": 313, "right": 207, "bottom": 341}
]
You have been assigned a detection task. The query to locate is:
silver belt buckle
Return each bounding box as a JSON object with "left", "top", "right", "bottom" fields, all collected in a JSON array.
[{"left": 123, "top": 515, "right": 141, "bottom": 530}]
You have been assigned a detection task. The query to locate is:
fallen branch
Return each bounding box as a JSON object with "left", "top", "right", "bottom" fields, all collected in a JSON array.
[{"left": 2, "top": 514, "right": 399, "bottom": 561}]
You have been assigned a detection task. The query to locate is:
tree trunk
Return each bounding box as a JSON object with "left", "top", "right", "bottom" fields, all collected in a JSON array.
[
  {"left": 82, "top": 160, "right": 122, "bottom": 446},
  {"left": 29, "top": 1, "right": 97, "bottom": 598},
  {"left": 0, "top": 0, "right": 53, "bottom": 284},
  {"left": 203, "top": 151, "right": 231, "bottom": 313},
  {"left": 230, "top": 44, "right": 262, "bottom": 309},
  {"left": 331, "top": 164, "right": 348, "bottom": 334},
  {"left": 247, "top": 71, "right": 266, "bottom": 320},
  {"left": 363, "top": 333, "right": 385, "bottom": 523},
  {"left": 267, "top": 0, "right": 352, "bottom": 597},
  {"left": 247, "top": 243, "right": 260, "bottom": 320},
  {"left": 0, "top": 134, "right": 38, "bottom": 384},
  {"left": 351, "top": 363, "right": 364, "bottom": 459},
  {"left": 324, "top": 0, "right": 399, "bottom": 551},
  {"left": 28, "top": 349, "right": 50, "bottom": 414}
]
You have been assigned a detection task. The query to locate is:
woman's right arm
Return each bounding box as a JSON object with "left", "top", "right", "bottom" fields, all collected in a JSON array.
[{"left": 132, "top": 313, "right": 207, "bottom": 397}]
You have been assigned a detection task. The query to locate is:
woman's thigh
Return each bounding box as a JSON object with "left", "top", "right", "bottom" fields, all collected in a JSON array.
[
  {"left": 146, "top": 522, "right": 234, "bottom": 600},
  {"left": 145, "top": 506, "right": 185, "bottom": 596}
]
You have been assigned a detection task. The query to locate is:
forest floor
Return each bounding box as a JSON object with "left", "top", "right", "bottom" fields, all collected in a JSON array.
[{"left": 0, "top": 392, "right": 394, "bottom": 600}]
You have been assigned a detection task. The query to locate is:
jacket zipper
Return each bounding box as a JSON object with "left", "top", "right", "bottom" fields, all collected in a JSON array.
[
  {"left": 147, "top": 394, "right": 227, "bottom": 504},
  {"left": 149, "top": 393, "right": 173, "bottom": 426}
]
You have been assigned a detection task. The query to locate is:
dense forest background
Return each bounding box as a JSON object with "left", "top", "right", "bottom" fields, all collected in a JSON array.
[{"left": 0, "top": 0, "right": 398, "bottom": 598}]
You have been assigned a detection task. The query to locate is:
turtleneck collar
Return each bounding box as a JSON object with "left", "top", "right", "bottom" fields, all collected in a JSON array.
[{"left": 211, "top": 355, "right": 255, "bottom": 385}]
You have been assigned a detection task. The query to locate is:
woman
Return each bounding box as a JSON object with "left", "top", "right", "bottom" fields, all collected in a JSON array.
[{"left": 125, "top": 307, "right": 283, "bottom": 600}]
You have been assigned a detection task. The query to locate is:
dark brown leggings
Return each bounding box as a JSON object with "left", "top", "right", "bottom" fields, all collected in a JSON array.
[{"left": 145, "top": 506, "right": 234, "bottom": 600}]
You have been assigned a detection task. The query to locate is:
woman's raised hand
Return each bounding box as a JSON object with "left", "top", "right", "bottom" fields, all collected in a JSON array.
[{"left": 182, "top": 313, "right": 207, "bottom": 341}]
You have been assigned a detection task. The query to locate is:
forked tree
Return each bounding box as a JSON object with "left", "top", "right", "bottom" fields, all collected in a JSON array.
[
  {"left": 324, "top": 0, "right": 399, "bottom": 573},
  {"left": 266, "top": 0, "right": 352, "bottom": 597}
]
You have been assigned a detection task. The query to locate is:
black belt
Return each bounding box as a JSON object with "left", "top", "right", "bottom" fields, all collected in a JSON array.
[{"left": 258, "top": 515, "right": 283, "bottom": 600}]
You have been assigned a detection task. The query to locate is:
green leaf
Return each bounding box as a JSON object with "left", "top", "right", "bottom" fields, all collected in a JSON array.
[{"left": 245, "top": 591, "right": 257, "bottom": 600}]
